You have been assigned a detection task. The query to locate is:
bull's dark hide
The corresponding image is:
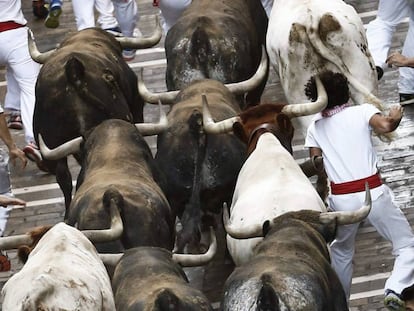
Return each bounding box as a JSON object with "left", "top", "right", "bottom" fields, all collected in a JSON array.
[{"left": 33, "top": 28, "right": 144, "bottom": 215}]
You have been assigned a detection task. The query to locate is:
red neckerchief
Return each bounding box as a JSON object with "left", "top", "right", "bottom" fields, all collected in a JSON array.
[{"left": 321, "top": 103, "right": 350, "bottom": 117}]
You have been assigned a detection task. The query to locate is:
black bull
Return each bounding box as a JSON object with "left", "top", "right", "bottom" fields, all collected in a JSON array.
[
  {"left": 154, "top": 80, "right": 246, "bottom": 252},
  {"left": 222, "top": 210, "right": 350, "bottom": 311},
  {"left": 31, "top": 27, "right": 156, "bottom": 215},
  {"left": 165, "top": 0, "right": 269, "bottom": 108},
  {"left": 66, "top": 119, "right": 175, "bottom": 253}
]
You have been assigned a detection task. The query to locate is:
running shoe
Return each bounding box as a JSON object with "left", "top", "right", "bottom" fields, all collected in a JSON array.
[
  {"left": 7, "top": 114, "right": 23, "bottom": 130},
  {"left": 23, "top": 142, "right": 48, "bottom": 172},
  {"left": 44, "top": 0, "right": 62, "bottom": 29},
  {"left": 384, "top": 290, "right": 405, "bottom": 311}
]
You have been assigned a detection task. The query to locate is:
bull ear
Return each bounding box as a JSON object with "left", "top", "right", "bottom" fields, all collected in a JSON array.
[
  {"left": 232, "top": 122, "right": 248, "bottom": 143},
  {"left": 262, "top": 220, "right": 271, "bottom": 236},
  {"left": 17, "top": 245, "right": 31, "bottom": 264}
]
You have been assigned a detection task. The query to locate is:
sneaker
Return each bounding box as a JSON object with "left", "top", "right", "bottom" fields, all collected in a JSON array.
[
  {"left": 105, "top": 26, "right": 123, "bottom": 37},
  {"left": 400, "top": 93, "right": 414, "bottom": 105},
  {"left": 384, "top": 290, "right": 405, "bottom": 311},
  {"left": 23, "top": 142, "right": 48, "bottom": 172},
  {"left": 0, "top": 253, "right": 11, "bottom": 272},
  {"left": 44, "top": 1, "right": 62, "bottom": 29},
  {"left": 7, "top": 114, "right": 23, "bottom": 130},
  {"left": 32, "top": 0, "right": 49, "bottom": 19},
  {"left": 122, "top": 49, "right": 136, "bottom": 61}
]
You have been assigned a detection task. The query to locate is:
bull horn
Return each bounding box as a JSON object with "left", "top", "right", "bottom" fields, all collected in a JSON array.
[
  {"left": 319, "top": 182, "right": 372, "bottom": 225},
  {"left": 0, "top": 232, "right": 33, "bottom": 250},
  {"left": 172, "top": 227, "right": 217, "bottom": 267},
  {"left": 225, "top": 45, "right": 268, "bottom": 95},
  {"left": 28, "top": 29, "right": 56, "bottom": 64},
  {"left": 138, "top": 67, "right": 178, "bottom": 104},
  {"left": 202, "top": 94, "right": 240, "bottom": 134},
  {"left": 39, "top": 134, "right": 83, "bottom": 160},
  {"left": 223, "top": 202, "right": 263, "bottom": 239},
  {"left": 116, "top": 15, "right": 162, "bottom": 49},
  {"left": 281, "top": 75, "right": 328, "bottom": 118},
  {"left": 135, "top": 100, "right": 168, "bottom": 135},
  {"left": 99, "top": 253, "right": 123, "bottom": 267},
  {"left": 82, "top": 197, "right": 123, "bottom": 243}
]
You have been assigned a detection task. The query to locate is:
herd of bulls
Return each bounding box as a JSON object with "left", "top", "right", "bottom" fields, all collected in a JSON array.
[{"left": 0, "top": 0, "right": 387, "bottom": 309}]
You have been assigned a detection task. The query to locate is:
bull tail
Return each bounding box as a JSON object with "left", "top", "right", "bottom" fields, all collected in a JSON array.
[
  {"left": 257, "top": 274, "right": 281, "bottom": 310},
  {"left": 176, "top": 110, "right": 207, "bottom": 252},
  {"left": 103, "top": 188, "right": 124, "bottom": 216},
  {"left": 189, "top": 22, "right": 212, "bottom": 78},
  {"left": 305, "top": 15, "right": 385, "bottom": 111}
]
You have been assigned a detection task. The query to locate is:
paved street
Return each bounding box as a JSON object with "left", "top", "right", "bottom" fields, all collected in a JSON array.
[{"left": 0, "top": 0, "right": 413, "bottom": 310}]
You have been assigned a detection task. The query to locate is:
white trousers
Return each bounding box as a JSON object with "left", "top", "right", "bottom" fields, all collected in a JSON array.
[
  {"left": 112, "top": 0, "right": 139, "bottom": 37},
  {"left": 158, "top": 0, "right": 273, "bottom": 34},
  {"left": 329, "top": 185, "right": 414, "bottom": 299},
  {"left": 71, "top": 0, "right": 119, "bottom": 30},
  {"left": 0, "top": 27, "right": 39, "bottom": 145},
  {"left": 366, "top": 0, "right": 414, "bottom": 94},
  {"left": 4, "top": 69, "right": 20, "bottom": 112}
]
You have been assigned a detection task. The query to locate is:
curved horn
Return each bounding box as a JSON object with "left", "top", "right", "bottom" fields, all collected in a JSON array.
[
  {"left": 138, "top": 67, "right": 178, "bottom": 104},
  {"left": 82, "top": 198, "right": 123, "bottom": 243},
  {"left": 116, "top": 15, "right": 162, "bottom": 49},
  {"left": 281, "top": 75, "right": 328, "bottom": 118},
  {"left": 319, "top": 182, "right": 372, "bottom": 225},
  {"left": 39, "top": 134, "right": 83, "bottom": 160},
  {"left": 225, "top": 45, "right": 268, "bottom": 95},
  {"left": 172, "top": 227, "right": 217, "bottom": 267},
  {"left": 28, "top": 29, "right": 56, "bottom": 64},
  {"left": 202, "top": 94, "right": 240, "bottom": 134},
  {"left": 223, "top": 202, "right": 263, "bottom": 239},
  {"left": 0, "top": 232, "right": 33, "bottom": 250},
  {"left": 99, "top": 253, "right": 123, "bottom": 267},
  {"left": 135, "top": 100, "right": 168, "bottom": 135}
]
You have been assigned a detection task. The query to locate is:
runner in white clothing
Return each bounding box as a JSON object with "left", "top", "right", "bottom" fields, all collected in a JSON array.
[
  {"left": 365, "top": 0, "right": 414, "bottom": 103},
  {"left": 0, "top": 0, "right": 45, "bottom": 171},
  {"left": 304, "top": 70, "right": 414, "bottom": 311}
]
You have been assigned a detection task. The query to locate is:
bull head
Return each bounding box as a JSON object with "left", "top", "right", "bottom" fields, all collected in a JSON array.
[
  {"left": 39, "top": 101, "right": 168, "bottom": 160},
  {"left": 0, "top": 197, "right": 123, "bottom": 250},
  {"left": 224, "top": 183, "right": 371, "bottom": 239},
  {"left": 137, "top": 46, "right": 269, "bottom": 105},
  {"left": 99, "top": 226, "right": 217, "bottom": 267},
  {"left": 202, "top": 75, "right": 328, "bottom": 135}
]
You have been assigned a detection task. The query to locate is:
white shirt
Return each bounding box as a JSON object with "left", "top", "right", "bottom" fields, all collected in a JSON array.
[
  {"left": 0, "top": 0, "right": 27, "bottom": 25},
  {"left": 305, "top": 104, "right": 380, "bottom": 184}
]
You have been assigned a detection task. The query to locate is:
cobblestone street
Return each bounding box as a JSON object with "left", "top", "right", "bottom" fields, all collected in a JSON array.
[{"left": 0, "top": 0, "right": 413, "bottom": 310}]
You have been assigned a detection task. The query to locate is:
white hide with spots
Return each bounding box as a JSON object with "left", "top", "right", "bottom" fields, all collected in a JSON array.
[
  {"left": 227, "top": 133, "right": 326, "bottom": 265},
  {"left": 266, "top": 0, "right": 380, "bottom": 135},
  {"left": 1, "top": 223, "right": 115, "bottom": 310}
]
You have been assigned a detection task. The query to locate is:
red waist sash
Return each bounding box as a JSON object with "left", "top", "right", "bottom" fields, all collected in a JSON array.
[
  {"left": 0, "top": 21, "right": 25, "bottom": 32},
  {"left": 330, "top": 173, "right": 382, "bottom": 195}
]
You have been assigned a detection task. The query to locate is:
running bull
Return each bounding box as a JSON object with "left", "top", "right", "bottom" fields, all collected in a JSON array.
[
  {"left": 40, "top": 110, "right": 175, "bottom": 251},
  {"left": 165, "top": 0, "right": 269, "bottom": 108},
  {"left": 0, "top": 197, "right": 123, "bottom": 310},
  {"left": 100, "top": 227, "right": 217, "bottom": 310},
  {"left": 202, "top": 76, "right": 329, "bottom": 265},
  {"left": 27, "top": 18, "right": 162, "bottom": 214},
  {"left": 138, "top": 49, "right": 267, "bottom": 252},
  {"left": 266, "top": 0, "right": 385, "bottom": 136},
  {"left": 221, "top": 193, "right": 371, "bottom": 311}
]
